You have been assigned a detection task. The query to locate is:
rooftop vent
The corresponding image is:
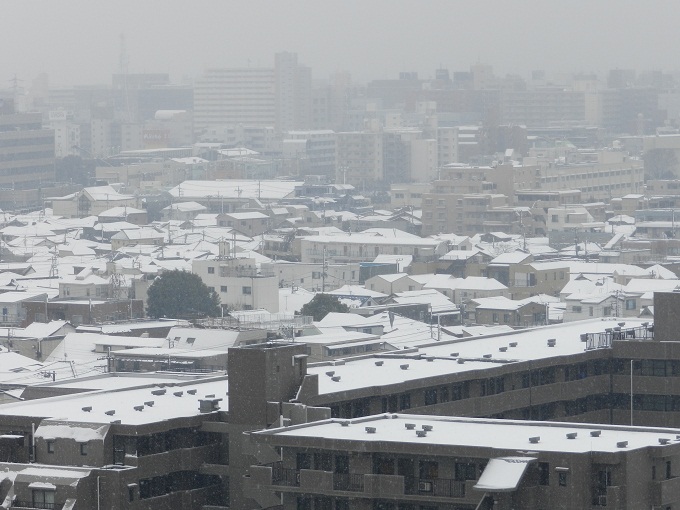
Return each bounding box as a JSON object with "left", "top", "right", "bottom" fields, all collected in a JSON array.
[
  {"left": 173, "top": 391, "right": 183, "bottom": 397},
  {"left": 331, "top": 376, "right": 341, "bottom": 382},
  {"left": 199, "top": 398, "right": 222, "bottom": 413},
  {"left": 187, "top": 389, "right": 197, "bottom": 395},
  {"left": 483, "top": 354, "right": 492, "bottom": 359},
  {"left": 590, "top": 430, "right": 602, "bottom": 437},
  {"left": 617, "top": 441, "right": 628, "bottom": 448},
  {"left": 659, "top": 438, "right": 671, "bottom": 445},
  {"left": 365, "top": 427, "right": 376, "bottom": 434},
  {"left": 340, "top": 421, "right": 350, "bottom": 427},
  {"left": 375, "top": 361, "right": 384, "bottom": 366},
  {"left": 134, "top": 405, "right": 144, "bottom": 412},
  {"left": 529, "top": 436, "right": 540, "bottom": 444},
  {"left": 144, "top": 401, "right": 154, "bottom": 407},
  {"left": 426, "top": 357, "right": 434, "bottom": 362},
  {"left": 82, "top": 406, "right": 92, "bottom": 412},
  {"left": 110, "top": 419, "right": 121, "bottom": 424},
  {"left": 151, "top": 389, "right": 166, "bottom": 396},
  {"left": 509, "top": 342, "right": 518, "bottom": 347},
  {"left": 400, "top": 364, "right": 409, "bottom": 370},
  {"left": 566, "top": 432, "right": 577, "bottom": 439},
  {"left": 457, "top": 359, "right": 465, "bottom": 364},
  {"left": 580, "top": 334, "right": 588, "bottom": 342},
  {"left": 618, "top": 322, "right": 625, "bottom": 327},
  {"left": 422, "top": 424, "right": 433, "bottom": 431},
  {"left": 450, "top": 352, "right": 459, "bottom": 357},
  {"left": 416, "top": 430, "right": 427, "bottom": 437},
  {"left": 547, "top": 339, "right": 556, "bottom": 347},
  {"left": 405, "top": 423, "right": 416, "bottom": 430},
  {"left": 105, "top": 410, "right": 115, "bottom": 416},
  {"left": 499, "top": 346, "right": 508, "bottom": 352},
  {"left": 326, "top": 371, "right": 335, "bottom": 377},
  {"left": 205, "top": 394, "right": 215, "bottom": 398}
]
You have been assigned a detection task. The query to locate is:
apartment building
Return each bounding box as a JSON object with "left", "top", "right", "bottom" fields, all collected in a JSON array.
[
  {"left": 421, "top": 192, "right": 509, "bottom": 236},
  {"left": 0, "top": 375, "right": 229, "bottom": 509},
  {"left": 194, "top": 67, "right": 276, "bottom": 134},
  {"left": 192, "top": 257, "right": 279, "bottom": 313},
  {"left": 534, "top": 150, "right": 644, "bottom": 202},
  {"left": 335, "top": 131, "right": 383, "bottom": 186},
  {"left": 194, "top": 52, "right": 312, "bottom": 136},
  {"left": 247, "top": 414, "right": 679, "bottom": 510},
  {"left": 283, "top": 130, "right": 337, "bottom": 178},
  {"left": 0, "top": 108, "right": 55, "bottom": 189},
  {"left": 501, "top": 88, "right": 586, "bottom": 127},
  {"left": 298, "top": 235, "right": 448, "bottom": 265}
]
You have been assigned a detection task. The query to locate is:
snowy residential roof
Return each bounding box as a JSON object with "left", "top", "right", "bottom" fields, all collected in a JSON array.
[
  {"left": 253, "top": 413, "right": 680, "bottom": 454},
  {"left": 0, "top": 376, "right": 228, "bottom": 425},
  {"left": 307, "top": 318, "right": 650, "bottom": 395},
  {"left": 168, "top": 180, "right": 302, "bottom": 201}
]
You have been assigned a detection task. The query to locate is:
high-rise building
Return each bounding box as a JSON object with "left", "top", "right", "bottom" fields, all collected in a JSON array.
[
  {"left": 194, "top": 52, "right": 312, "bottom": 137},
  {"left": 0, "top": 99, "right": 55, "bottom": 189}
]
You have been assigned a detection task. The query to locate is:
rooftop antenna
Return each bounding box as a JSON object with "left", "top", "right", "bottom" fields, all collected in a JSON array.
[
  {"left": 119, "top": 33, "right": 132, "bottom": 123},
  {"left": 49, "top": 247, "right": 58, "bottom": 277}
]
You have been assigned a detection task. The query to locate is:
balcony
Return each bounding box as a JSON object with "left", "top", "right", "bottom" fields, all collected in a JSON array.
[
  {"left": 13, "top": 502, "right": 61, "bottom": 510},
  {"left": 333, "top": 473, "right": 364, "bottom": 492},
  {"left": 652, "top": 476, "right": 680, "bottom": 507},
  {"left": 404, "top": 477, "right": 466, "bottom": 498},
  {"left": 271, "top": 463, "right": 300, "bottom": 487}
]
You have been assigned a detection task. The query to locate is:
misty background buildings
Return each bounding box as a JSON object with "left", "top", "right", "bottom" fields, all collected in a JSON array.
[{"left": 5, "top": 1, "right": 680, "bottom": 509}]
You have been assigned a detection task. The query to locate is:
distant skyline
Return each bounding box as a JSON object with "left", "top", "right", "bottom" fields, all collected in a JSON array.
[{"left": 3, "top": 0, "right": 680, "bottom": 89}]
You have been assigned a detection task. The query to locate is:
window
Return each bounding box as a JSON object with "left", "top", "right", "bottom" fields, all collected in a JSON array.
[
  {"left": 589, "top": 306, "right": 594, "bottom": 316},
  {"left": 80, "top": 442, "right": 88, "bottom": 455},
  {"left": 538, "top": 462, "right": 550, "bottom": 485},
  {"left": 186, "top": 337, "right": 196, "bottom": 345},
  {"left": 220, "top": 286, "right": 228, "bottom": 293},
  {"left": 242, "top": 286, "right": 252, "bottom": 295},
  {"left": 424, "top": 389, "right": 437, "bottom": 406},
  {"left": 32, "top": 490, "right": 55, "bottom": 508},
  {"left": 455, "top": 462, "right": 476, "bottom": 481},
  {"left": 207, "top": 267, "right": 215, "bottom": 274},
  {"left": 571, "top": 306, "right": 582, "bottom": 313},
  {"left": 558, "top": 471, "right": 568, "bottom": 486},
  {"left": 207, "top": 286, "right": 215, "bottom": 292},
  {"left": 399, "top": 393, "right": 411, "bottom": 410},
  {"left": 47, "top": 441, "right": 54, "bottom": 454},
  {"left": 626, "top": 299, "right": 636, "bottom": 310}
]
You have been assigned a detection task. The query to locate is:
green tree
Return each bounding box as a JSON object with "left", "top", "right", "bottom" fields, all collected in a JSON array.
[
  {"left": 298, "top": 293, "right": 349, "bottom": 321},
  {"left": 55, "top": 155, "right": 95, "bottom": 186},
  {"left": 643, "top": 148, "right": 679, "bottom": 180},
  {"left": 147, "top": 270, "right": 220, "bottom": 319}
]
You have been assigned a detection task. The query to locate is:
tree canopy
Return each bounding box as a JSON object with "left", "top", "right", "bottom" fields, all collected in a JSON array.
[
  {"left": 147, "top": 270, "right": 221, "bottom": 319},
  {"left": 298, "top": 293, "right": 349, "bottom": 321}
]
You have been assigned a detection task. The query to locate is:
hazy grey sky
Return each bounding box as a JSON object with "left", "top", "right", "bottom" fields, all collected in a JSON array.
[{"left": 3, "top": 0, "right": 680, "bottom": 88}]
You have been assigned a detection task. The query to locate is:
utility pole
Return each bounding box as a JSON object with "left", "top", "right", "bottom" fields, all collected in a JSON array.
[{"left": 322, "top": 246, "right": 327, "bottom": 292}]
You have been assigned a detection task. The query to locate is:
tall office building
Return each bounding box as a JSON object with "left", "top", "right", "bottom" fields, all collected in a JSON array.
[
  {"left": 0, "top": 99, "right": 55, "bottom": 189},
  {"left": 194, "top": 52, "right": 312, "bottom": 137}
]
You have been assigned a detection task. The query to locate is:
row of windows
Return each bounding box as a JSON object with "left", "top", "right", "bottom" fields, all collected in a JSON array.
[
  {"left": 0, "top": 150, "right": 53, "bottom": 163},
  {"left": 332, "top": 358, "right": 680, "bottom": 420}
]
